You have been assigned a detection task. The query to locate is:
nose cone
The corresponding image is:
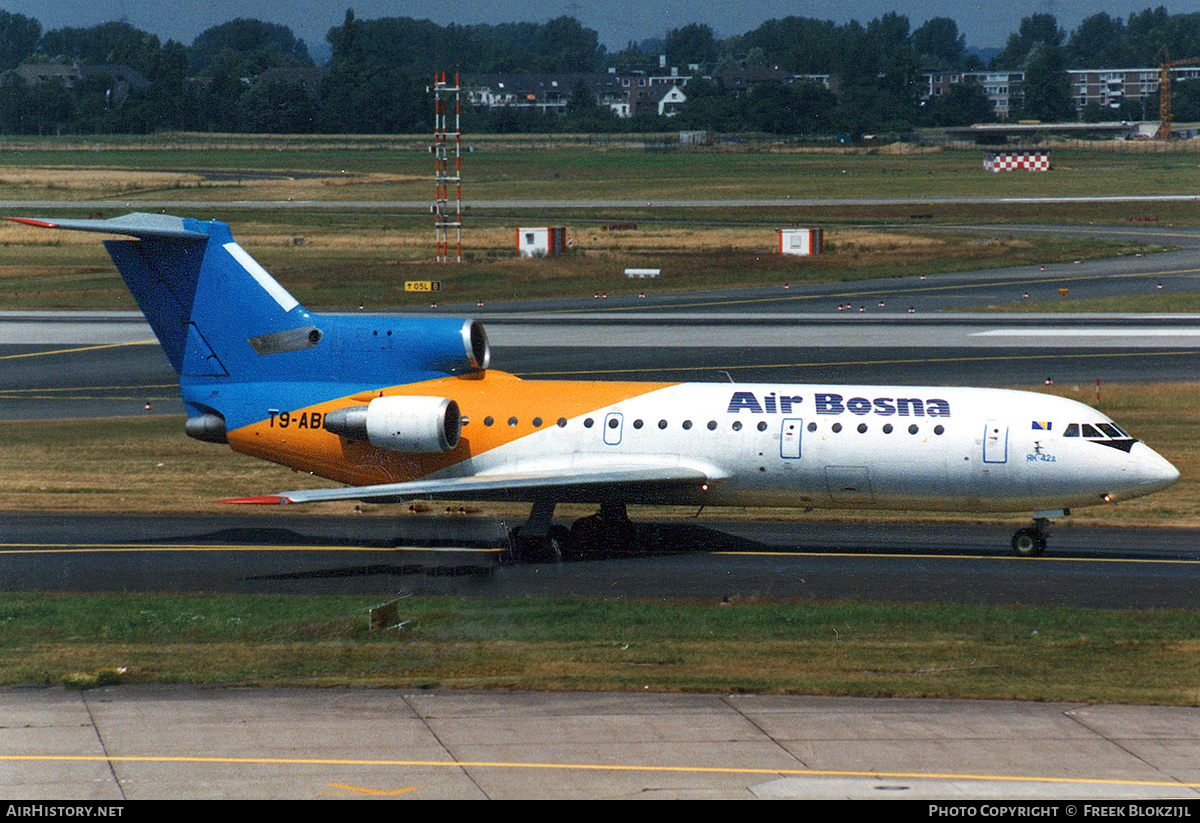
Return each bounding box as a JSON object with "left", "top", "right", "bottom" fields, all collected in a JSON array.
[{"left": 1133, "top": 445, "right": 1180, "bottom": 496}]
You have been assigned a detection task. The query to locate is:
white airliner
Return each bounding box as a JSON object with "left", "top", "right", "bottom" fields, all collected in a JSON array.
[{"left": 11, "top": 213, "right": 1181, "bottom": 559}]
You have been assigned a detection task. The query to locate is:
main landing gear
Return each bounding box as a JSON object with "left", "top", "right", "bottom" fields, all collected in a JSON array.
[
  {"left": 1011, "top": 517, "right": 1052, "bottom": 557},
  {"left": 506, "top": 501, "right": 638, "bottom": 563}
]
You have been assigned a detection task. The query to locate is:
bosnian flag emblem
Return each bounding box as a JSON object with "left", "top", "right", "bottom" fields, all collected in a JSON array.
[{"left": 1032, "top": 421, "right": 1052, "bottom": 431}]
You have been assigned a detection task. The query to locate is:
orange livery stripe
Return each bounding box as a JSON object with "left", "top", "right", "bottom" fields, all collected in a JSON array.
[{"left": 226, "top": 370, "right": 675, "bottom": 487}]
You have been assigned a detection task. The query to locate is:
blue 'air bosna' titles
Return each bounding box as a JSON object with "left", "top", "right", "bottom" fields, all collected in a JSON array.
[{"left": 727, "top": 391, "right": 951, "bottom": 417}]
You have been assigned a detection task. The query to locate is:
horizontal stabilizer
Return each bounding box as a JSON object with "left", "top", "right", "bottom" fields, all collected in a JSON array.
[
  {"left": 221, "top": 464, "right": 720, "bottom": 505},
  {"left": 8, "top": 213, "right": 208, "bottom": 240}
]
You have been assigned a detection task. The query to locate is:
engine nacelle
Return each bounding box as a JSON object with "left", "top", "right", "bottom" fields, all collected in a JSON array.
[
  {"left": 184, "top": 413, "right": 228, "bottom": 443},
  {"left": 323, "top": 396, "right": 460, "bottom": 453}
]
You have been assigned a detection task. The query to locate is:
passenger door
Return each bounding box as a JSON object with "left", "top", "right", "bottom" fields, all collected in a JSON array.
[
  {"left": 983, "top": 420, "right": 1008, "bottom": 464},
  {"left": 780, "top": 418, "right": 803, "bottom": 459}
]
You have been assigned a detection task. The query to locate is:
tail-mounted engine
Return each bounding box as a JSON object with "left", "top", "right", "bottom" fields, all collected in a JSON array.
[{"left": 323, "top": 396, "right": 461, "bottom": 453}]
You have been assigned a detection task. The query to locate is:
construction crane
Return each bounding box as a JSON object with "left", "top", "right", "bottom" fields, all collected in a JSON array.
[{"left": 1155, "top": 46, "right": 1200, "bottom": 138}]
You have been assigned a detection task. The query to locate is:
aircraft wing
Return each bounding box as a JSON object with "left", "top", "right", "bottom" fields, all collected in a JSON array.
[{"left": 221, "top": 463, "right": 723, "bottom": 505}]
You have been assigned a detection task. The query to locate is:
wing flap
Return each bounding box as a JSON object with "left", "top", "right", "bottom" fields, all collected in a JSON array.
[{"left": 221, "top": 464, "right": 719, "bottom": 505}]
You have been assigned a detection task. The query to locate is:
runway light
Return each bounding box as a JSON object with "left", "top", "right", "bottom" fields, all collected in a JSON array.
[{"left": 701, "top": 483, "right": 708, "bottom": 491}]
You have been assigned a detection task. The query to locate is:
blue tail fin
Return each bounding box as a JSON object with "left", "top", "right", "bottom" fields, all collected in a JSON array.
[
  {"left": 12, "top": 214, "right": 307, "bottom": 379},
  {"left": 11, "top": 213, "right": 491, "bottom": 433}
]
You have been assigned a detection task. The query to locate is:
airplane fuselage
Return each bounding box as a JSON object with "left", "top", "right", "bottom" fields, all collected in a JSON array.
[{"left": 222, "top": 373, "right": 1178, "bottom": 515}]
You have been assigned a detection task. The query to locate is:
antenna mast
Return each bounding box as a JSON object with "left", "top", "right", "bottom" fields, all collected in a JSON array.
[{"left": 431, "top": 71, "right": 462, "bottom": 262}]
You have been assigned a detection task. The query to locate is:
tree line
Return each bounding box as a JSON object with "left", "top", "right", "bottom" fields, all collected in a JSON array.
[{"left": 2, "top": 7, "right": 1200, "bottom": 136}]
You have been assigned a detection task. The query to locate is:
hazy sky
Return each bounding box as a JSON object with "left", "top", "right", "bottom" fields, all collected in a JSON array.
[{"left": 0, "top": 1, "right": 1179, "bottom": 52}]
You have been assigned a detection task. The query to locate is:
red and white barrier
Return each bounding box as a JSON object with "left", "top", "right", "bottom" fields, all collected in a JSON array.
[{"left": 984, "top": 151, "right": 1050, "bottom": 172}]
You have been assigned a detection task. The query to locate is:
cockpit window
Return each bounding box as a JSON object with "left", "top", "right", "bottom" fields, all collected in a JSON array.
[{"left": 1064, "top": 421, "right": 1137, "bottom": 446}]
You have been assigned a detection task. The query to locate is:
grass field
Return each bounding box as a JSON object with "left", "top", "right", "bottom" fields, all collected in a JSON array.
[
  {"left": 0, "top": 208, "right": 1165, "bottom": 310},
  {"left": 3, "top": 593, "right": 1199, "bottom": 704},
  {"left": 968, "top": 290, "right": 1200, "bottom": 312},
  {"left": 4, "top": 135, "right": 1200, "bottom": 204},
  {"left": 1, "top": 136, "right": 1194, "bottom": 310}
]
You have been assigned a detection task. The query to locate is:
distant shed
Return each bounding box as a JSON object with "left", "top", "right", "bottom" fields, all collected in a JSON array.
[
  {"left": 983, "top": 149, "right": 1050, "bottom": 172},
  {"left": 778, "top": 228, "right": 823, "bottom": 256},
  {"left": 518, "top": 227, "right": 568, "bottom": 257}
]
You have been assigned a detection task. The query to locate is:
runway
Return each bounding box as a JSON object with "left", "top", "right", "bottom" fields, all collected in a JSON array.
[{"left": 4, "top": 512, "right": 1198, "bottom": 609}]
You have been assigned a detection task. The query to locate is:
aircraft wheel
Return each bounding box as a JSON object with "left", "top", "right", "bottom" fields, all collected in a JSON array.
[
  {"left": 1011, "top": 527, "right": 1046, "bottom": 557},
  {"left": 507, "top": 526, "right": 561, "bottom": 564},
  {"left": 568, "top": 515, "right": 603, "bottom": 558},
  {"left": 606, "top": 518, "right": 638, "bottom": 554}
]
